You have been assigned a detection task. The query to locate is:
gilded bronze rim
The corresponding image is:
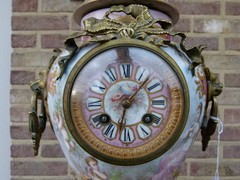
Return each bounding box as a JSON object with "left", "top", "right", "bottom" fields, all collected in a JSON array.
[
  {"left": 73, "top": 0, "right": 179, "bottom": 25},
  {"left": 63, "top": 39, "right": 189, "bottom": 165}
]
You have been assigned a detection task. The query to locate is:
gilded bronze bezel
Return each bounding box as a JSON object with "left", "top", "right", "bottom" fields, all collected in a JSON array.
[{"left": 63, "top": 39, "right": 189, "bottom": 165}]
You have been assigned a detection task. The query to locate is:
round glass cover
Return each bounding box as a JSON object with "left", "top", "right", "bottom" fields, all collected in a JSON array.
[{"left": 64, "top": 40, "right": 188, "bottom": 165}]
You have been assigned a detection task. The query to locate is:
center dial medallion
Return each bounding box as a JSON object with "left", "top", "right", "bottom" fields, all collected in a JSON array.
[{"left": 104, "top": 80, "right": 149, "bottom": 126}]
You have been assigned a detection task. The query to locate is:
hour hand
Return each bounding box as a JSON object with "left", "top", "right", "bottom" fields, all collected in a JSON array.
[{"left": 118, "top": 108, "right": 127, "bottom": 133}]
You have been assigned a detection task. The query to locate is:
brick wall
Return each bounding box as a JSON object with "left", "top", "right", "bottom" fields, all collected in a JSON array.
[{"left": 11, "top": 0, "right": 240, "bottom": 179}]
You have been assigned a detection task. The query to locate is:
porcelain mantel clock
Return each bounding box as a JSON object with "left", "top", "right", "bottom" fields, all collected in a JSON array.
[{"left": 29, "top": 0, "right": 222, "bottom": 179}]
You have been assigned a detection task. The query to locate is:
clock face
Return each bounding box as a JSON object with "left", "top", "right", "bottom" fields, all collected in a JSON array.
[{"left": 64, "top": 40, "right": 188, "bottom": 165}]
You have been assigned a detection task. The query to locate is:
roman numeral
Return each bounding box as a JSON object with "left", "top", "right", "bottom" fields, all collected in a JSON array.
[
  {"left": 87, "top": 98, "right": 102, "bottom": 110},
  {"left": 90, "top": 114, "right": 101, "bottom": 128},
  {"left": 124, "top": 128, "right": 131, "bottom": 142},
  {"left": 152, "top": 112, "right": 163, "bottom": 126},
  {"left": 91, "top": 80, "right": 106, "bottom": 94},
  {"left": 88, "top": 100, "right": 102, "bottom": 107},
  {"left": 147, "top": 82, "right": 161, "bottom": 92},
  {"left": 140, "top": 126, "right": 149, "bottom": 137},
  {"left": 104, "top": 68, "right": 116, "bottom": 83},
  {"left": 136, "top": 67, "right": 149, "bottom": 82},
  {"left": 121, "top": 127, "right": 134, "bottom": 143},
  {"left": 138, "top": 69, "right": 145, "bottom": 81},
  {"left": 152, "top": 100, "right": 165, "bottom": 106},
  {"left": 121, "top": 64, "right": 131, "bottom": 78},
  {"left": 147, "top": 79, "right": 162, "bottom": 93},
  {"left": 137, "top": 124, "right": 151, "bottom": 139},
  {"left": 97, "top": 86, "right": 106, "bottom": 92},
  {"left": 152, "top": 96, "right": 167, "bottom": 109},
  {"left": 103, "top": 124, "right": 116, "bottom": 139}
]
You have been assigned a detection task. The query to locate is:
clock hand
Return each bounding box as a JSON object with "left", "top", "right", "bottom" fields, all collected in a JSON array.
[
  {"left": 129, "top": 76, "right": 150, "bottom": 102},
  {"left": 118, "top": 98, "right": 131, "bottom": 133},
  {"left": 117, "top": 76, "right": 150, "bottom": 134},
  {"left": 118, "top": 108, "right": 127, "bottom": 133}
]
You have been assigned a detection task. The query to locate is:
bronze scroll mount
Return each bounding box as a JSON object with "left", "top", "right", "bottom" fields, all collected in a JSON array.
[
  {"left": 201, "top": 68, "right": 223, "bottom": 151},
  {"left": 29, "top": 71, "right": 47, "bottom": 156}
]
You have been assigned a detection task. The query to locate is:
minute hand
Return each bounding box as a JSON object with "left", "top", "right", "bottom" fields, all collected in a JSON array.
[{"left": 129, "top": 76, "right": 150, "bottom": 102}]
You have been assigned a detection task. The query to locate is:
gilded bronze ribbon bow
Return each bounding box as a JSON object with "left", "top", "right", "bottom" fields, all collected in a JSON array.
[{"left": 57, "top": 4, "right": 173, "bottom": 79}]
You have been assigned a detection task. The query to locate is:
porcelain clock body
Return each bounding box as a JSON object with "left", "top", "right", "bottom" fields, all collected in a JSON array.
[
  {"left": 30, "top": 2, "right": 222, "bottom": 179},
  {"left": 63, "top": 41, "right": 188, "bottom": 165},
  {"left": 45, "top": 39, "right": 208, "bottom": 179}
]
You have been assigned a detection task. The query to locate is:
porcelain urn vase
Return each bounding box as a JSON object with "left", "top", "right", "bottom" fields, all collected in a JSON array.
[{"left": 29, "top": 0, "right": 223, "bottom": 179}]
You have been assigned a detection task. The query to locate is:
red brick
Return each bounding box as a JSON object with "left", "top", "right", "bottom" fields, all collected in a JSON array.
[
  {"left": 71, "top": 16, "right": 82, "bottom": 30},
  {"left": 12, "top": 15, "right": 69, "bottom": 30},
  {"left": 11, "top": 125, "right": 57, "bottom": 140},
  {"left": 190, "top": 162, "right": 215, "bottom": 176},
  {"left": 224, "top": 109, "right": 240, "bottom": 124},
  {"left": 193, "top": 19, "right": 239, "bottom": 34},
  {"left": 168, "top": 1, "right": 220, "bottom": 15},
  {"left": 37, "top": 177, "right": 75, "bottom": 180},
  {"left": 204, "top": 55, "right": 240, "bottom": 70},
  {"left": 225, "top": 73, "right": 240, "bottom": 87},
  {"left": 190, "top": 162, "right": 240, "bottom": 176},
  {"left": 10, "top": 125, "right": 31, "bottom": 140},
  {"left": 41, "top": 126, "right": 58, "bottom": 140},
  {"left": 10, "top": 106, "right": 29, "bottom": 122},
  {"left": 41, "top": 34, "right": 68, "bottom": 48},
  {"left": 11, "top": 51, "right": 53, "bottom": 67},
  {"left": 179, "top": 162, "right": 187, "bottom": 176},
  {"left": 219, "top": 89, "right": 240, "bottom": 106},
  {"left": 186, "top": 37, "right": 218, "bottom": 51},
  {"left": 173, "top": 18, "right": 190, "bottom": 32},
  {"left": 11, "top": 70, "right": 35, "bottom": 85},
  {"left": 42, "top": 0, "right": 82, "bottom": 12},
  {"left": 11, "top": 161, "right": 68, "bottom": 176},
  {"left": 11, "top": 178, "right": 35, "bottom": 180},
  {"left": 10, "top": 89, "right": 32, "bottom": 104},
  {"left": 226, "top": 2, "right": 240, "bottom": 15},
  {"left": 41, "top": 144, "right": 64, "bottom": 157},
  {"left": 11, "top": 144, "right": 35, "bottom": 157},
  {"left": 223, "top": 145, "right": 240, "bottom": 158},
  {"left": 187, "top": 144, "right": 217, "bottom": 158},
  {"left": 221, "top": 126, "right": 240, "bottom": 141},
  {"left": 11, "top": 34, "right": 36, "bottom": 48},
  {"left": 12, "top": 0, "right": 38, "bottom": 12},
  {"left": 225, "top": 37, "right": 240, "bottom": 51}
]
